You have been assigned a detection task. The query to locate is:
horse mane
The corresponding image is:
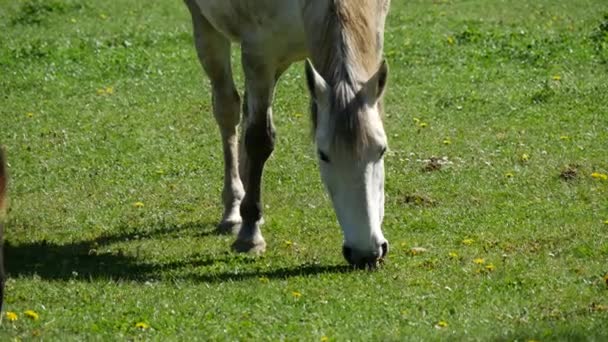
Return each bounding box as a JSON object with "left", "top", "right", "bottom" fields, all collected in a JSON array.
[{"left": 309, "top": 0, "right": 388, "bottom": 153}]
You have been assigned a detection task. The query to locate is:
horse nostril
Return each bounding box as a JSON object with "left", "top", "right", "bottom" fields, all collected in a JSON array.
[{"left": 381, "top": 241, "right": 389, "bottom": 258}]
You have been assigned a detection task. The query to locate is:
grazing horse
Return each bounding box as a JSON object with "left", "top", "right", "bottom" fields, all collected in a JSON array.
[
  {"left": 0, "top": 148, "right": 7, "bottom": 309},
  {"left": 184, "top": 0, "right": 391, "bottom": 268}
]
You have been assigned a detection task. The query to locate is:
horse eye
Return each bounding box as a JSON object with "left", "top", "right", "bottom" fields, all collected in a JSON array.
[
  {"left": 318, "top": 150, "right": 330, "bottom": 163},
  {"left": 379, "top": 146, "right": 387, "bottom": 159}
]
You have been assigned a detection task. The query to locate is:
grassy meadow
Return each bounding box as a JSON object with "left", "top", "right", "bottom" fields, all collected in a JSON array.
[{"left": 1, "top": 0, "right": 608, "bottom": 340}]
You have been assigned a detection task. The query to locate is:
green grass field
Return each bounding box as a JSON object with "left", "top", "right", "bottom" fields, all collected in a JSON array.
[{"left": 1, "top": 0, "right": 608, "bottom": 340}]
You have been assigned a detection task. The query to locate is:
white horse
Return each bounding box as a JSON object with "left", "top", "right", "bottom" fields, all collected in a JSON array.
[{"left": 184, "top": 0, "right": 391, "bottom": 268}]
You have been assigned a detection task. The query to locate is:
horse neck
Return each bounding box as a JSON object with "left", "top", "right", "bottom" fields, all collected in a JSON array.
[{"left": 304, "top": 0, "right": 385, "bottom": 85}]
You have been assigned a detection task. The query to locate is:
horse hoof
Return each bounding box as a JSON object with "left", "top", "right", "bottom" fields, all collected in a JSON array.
[
  {"left": 232, "top": 237, "right": 266, "bottom": 255},
  {"left": 217, "top": 220, "right": 241, "bottom": 235}
]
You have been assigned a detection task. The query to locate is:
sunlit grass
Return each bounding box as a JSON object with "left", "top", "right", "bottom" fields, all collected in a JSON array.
[{"left": 1, "top": 0, "right": 607, "bottom": 340}]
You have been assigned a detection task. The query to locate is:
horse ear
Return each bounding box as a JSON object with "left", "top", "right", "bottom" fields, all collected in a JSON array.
[
  {"left": 365, "top": 59, "right": 389, "bottom": 102},
  {"left": 304, "top": 59, "right": 329, "bottom": 107}
]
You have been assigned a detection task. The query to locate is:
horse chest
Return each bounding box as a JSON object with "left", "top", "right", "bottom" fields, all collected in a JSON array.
[{"left": 193, "top": 0, "right": 308, "bottom": 63}]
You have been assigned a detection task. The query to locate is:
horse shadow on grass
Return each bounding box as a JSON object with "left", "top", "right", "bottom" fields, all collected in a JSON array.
[{"left": 5, "top": 221, "right": 350, "bottom": 283}]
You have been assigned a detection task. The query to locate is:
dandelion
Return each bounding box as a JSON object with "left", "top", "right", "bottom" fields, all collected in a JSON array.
[
  {"left": 419, "top": 122, "right": 428, "bottom": 128},
  {"left": 591, "top": 172, "right": 608, "bottom": 180},
  {"left": 135, "top": 322, "right": 150, "bottom": 330},
  {"left": 485, "top": 264, "right": 496, "bottom": 272},
  {"left": 604, "top": 219, "right": 608, "bottom": 225},
  {"left": 284, "top": 240, "right": 293, "bottom": 247},
  {"left": 435, "top": 320, "right": 448, "bottom": 329},
  {"left": 443, "top": 138, "right": 452, "bottom": 145},
  {"left": 97, "top": 86, "right": 114, "bottom": 95},
  {"left": 505, "top": 172, "right": 514, "bottom": 178},
  {"left": 259, "top": 276, "right": 269, "bottom": 283},
  {"left": 520, "top": 153, "right": 529, "bottom": 162},
  {"left": 413, "top": 117, "right": 421, "bottom": 123},
  {"left": 293, "top": 112, "right": 303, "bottom": 118},
  {"left": 26, "top": 112, "right": 34, "bottom": 118},
  {"left": 5, "top": 312, "right": 18, "bottom": 321},
  {"left": 292, "top": 291, "right": 302, "bottom": 299},
  {"left": 24, "top": 310, "right": 39, "bottom": 320},
  {"left": 462, "top": 238, "right": 474, "bottom": 245},
  {"left": 133, "top": 201, "right": 144, "bottom": 208},
  {"left": 321, "top": 336, "right": 329, "bottom": 342},
  {"left": 447, "top": 36, "right": 455, "bottom": 45},
  {"left": 473, "top": 258, "right": 485, "bottom": 265},
  {"left": 552, "top": 75, "right": 561, "bottom": 81},
  {"left": 448, "top": 252, "right": 458, "bottom": 258}
]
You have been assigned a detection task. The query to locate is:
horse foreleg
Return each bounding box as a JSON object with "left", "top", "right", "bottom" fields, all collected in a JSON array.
[
  {"left": 232, "top": 55, "right": 280, "bottom": 254},
  {"left": 186, "top": 0, "right": 244, "bottom": 234}
]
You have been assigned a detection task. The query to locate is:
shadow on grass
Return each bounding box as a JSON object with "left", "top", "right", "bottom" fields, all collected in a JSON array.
[{"left": 5, "top": 221, "right": 352, "bottom": 283}]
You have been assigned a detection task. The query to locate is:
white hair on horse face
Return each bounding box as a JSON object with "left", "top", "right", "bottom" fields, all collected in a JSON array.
[{"left": 306, "top": 56, "right": 389, "bottom": 268}]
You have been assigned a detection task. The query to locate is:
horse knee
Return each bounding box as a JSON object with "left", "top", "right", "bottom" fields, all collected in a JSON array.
[
  {"left": 244, "top": 120, "right": 275, "bottom": 162},
  {"left": 212, "top": 87, "right": 241, "bottom": 128}
]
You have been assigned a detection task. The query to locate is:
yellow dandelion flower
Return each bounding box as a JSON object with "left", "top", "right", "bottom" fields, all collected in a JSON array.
[
  {"left": 462, "top": 238, "right": 474, "bottom": 245},
  {"left": 96, "top": 88, "right": 106, "bottom": 95},
  {"left": 552, "top": 75, "right": 561, "bottom": 81},
  {"left": 520, "top": 153, "right": 529, "bottom": 162},
  {"left": 473, "top": 258, "right": 485, "bottom": 265},
  {"left": 321, "top": 336, "right": 329, "bottom": 342},
  {"left": 135, "top": 322, "right": 150, "bottom": 330},
  {"left": 284, "top": 240, "right": 293, "bottom": 247},
  {"left": 435, "top": 320, "right": 448, "bottom": 329},
  {"left": 105, "top": 86, "right": 114, "bottom": 94},
  {"left": 292, "top": 291, "right": 302, "bottom": 298},
  {"left": 485, "top": 264, "right": 496, "bottom": 271},
  {"left": 413, "top": 117, "right": 421, "bottom": 123},
  {"left": 133, "top": 201, "right": 144, "bottom": 208},
  {"left": 26, "top": 112, "right": 34, "bottom": 118},
  {"left": 5, "top": 311, "right": 18, "bottom": 321},
  {"left": 591, "top": 172, "right": 608, "bottom": 180},
  {"left": 604, "top": 219, "right": 608, "bottom": 225},
  {"left": 448, "top": 251, "right": 458, "bottom": 258},
  {"left": 419, "top": 122, "right": 428, "bottom": 128},
  {"left": 447, "top": 36, "right": 455, "bottom": 45},
  {"left": 400, "top": 241, "right": 408, "bottom": 248},
  {"left": 443, "top": 138, "right": 452, "bottom": 145},
  {"left": 259, "top": 276, "right": 269, "bottom": 283},
  {"left": 24, "top": 310, "right": 39, "bottom": 320},
  {"left": 294, "top": 112, "right": 303, "bottom": 118},
  {"left": 505, "top": 172, "right": 514, "bottom": 178}
]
